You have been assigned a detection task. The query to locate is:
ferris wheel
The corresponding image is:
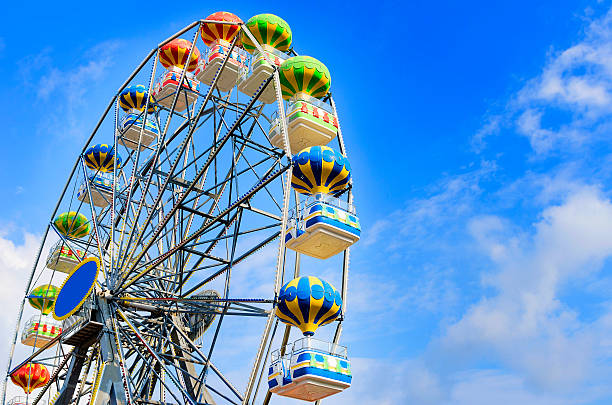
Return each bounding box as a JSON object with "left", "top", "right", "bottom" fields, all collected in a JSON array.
[{"left": 2, "top": 11, "right": 360, "bottom": 405}]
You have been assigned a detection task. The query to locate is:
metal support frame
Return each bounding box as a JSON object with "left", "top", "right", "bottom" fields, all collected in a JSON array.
[{"left": 3, "top": 16, "right": 354, "bottom": 405}]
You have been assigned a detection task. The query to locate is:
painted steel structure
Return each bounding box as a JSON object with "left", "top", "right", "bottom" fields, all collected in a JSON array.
[{"left": 2, "top": 12, "right": 355, "bottom": 405}]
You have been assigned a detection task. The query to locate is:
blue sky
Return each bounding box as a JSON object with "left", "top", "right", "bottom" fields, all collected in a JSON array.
[{"left": 3, "top": 0, "right": 612, "bottom": 403}]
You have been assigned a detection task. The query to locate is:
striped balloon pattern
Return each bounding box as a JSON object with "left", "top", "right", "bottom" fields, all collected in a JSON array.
[
  {"left": 279, "top": 56, "right": 330, "bottom": 100},
  {"left": 28, "top": 285, "right": 59, "bottom": 315},
  {"left": 159, "top": 38, "right": 200, "bottom": 72},
  {"left": 54, "top": 212, "right": 90, "bottom": 239},
  {"left": 201, "top": 11, "right": 242, "bottom": 46},
  {"left": 11, "top": 363, "right": 50, "bottom": 394},
  {"left": 291, "top": 146, "right": 351, "bottom": 196},
  {"left": 84, "top": 144, "right": 122, "bottom": 173},
  {"left": 118, "top": 85, "right": 156, "bottom": 113},
  {"left": 242, "top": 14, "right": 292, "bottom": 54},
  {"left": 276, "top": 276, "right": 342, "bottom": 336}
]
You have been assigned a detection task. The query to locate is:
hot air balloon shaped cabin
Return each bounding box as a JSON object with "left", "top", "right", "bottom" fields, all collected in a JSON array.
[
  {"left": 237, "top": 14, "right": 292, "bottom": 104},
  {"left": 285, "top": 146, "right": 360, "bottom": 259},
  {"left": 152, "top": 38, "right": 200, "bottom": 111},
  {"left": 269, "top": 56, "right": 339, "bottom": 152},
  {"left": 77, "top": 144, "right": 122, "bottom": 208},
  {"left": 21, "top": 285, "right": 62, "bottom": 347},
  {"left": 194, "top": 12, "right": 247, "bottom": 92},
  {"left": 10, "top": 363, "right": 50, "bottom": 395},
  {"left": 46, "top": 211, "right": 90, "bottom": 272},
  {"left": 117, "top": 85, "right": 160, "bottom": 150},
  {"left": 268, "top": 276, "right": 352, "bottom": 401},
  {"left": 9, "top": 363, "right": 50, "bottom": 405}
]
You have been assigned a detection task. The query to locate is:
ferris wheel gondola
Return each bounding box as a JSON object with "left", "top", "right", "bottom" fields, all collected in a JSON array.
[
  {"left": 152, "top": 38, "right": 201, "bottom": 111},
  {"left": 116, "top": 85, "right": 160, "bottom": 151},
  {"left": 3, "top": 10, "right": 358, "bottom": 405},
  {"left": 195, "top": 12, "right": 246, "bottom": 92},
  {"left": 238, "top": 14, "right": 293, "bottom": 104}
]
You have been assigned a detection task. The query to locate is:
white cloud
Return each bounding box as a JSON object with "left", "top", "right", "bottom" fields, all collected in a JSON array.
[
  {"left": 361, "top": 218, "right": 390, "bottom": 247},
  {"left": 477, "top": 8, "right": 612, "bottom": 155},
  {"left": 36, "top": 42, "right": 118, "bottom": 102},
  {"left": 272, "top": 358, "right": 444, "bottom": 405},
  {"left": 342, "top": 6, "right": 612, "bottom": 405},
  {"left": 516, "top": 109, "right": 561, "bottom": 154},
  {"left": 366, "top": 159, "right": 496, "bottom": 257},
  {"left": 340, "top": 358, "right": 444, "bottom": 405},
  {"left": 495, "top": 163, "right": 588, "bottom": 208},
  {"left": 439, "top": 187, "right": 612, "bottom": 394},
  {"left": 0, "top": 230, "right": 41, "bottom": 330},
  {"left": 35, "top": 41, "right": 119, "bottom": 102},
  {"left": 472, "top": 115, "right": 502, "bottom": 152},
  {"left": 0, "top": 229, "right": 41, "bottom": 391},
  {"left": 342, "top": 184, "right": 612, "bottom": 403},
  {"left": 447, "top": 370, "right": 588, "bottom": 405},
  {"left": 520, "top": 12, "right": 612, "bottom": 109}
]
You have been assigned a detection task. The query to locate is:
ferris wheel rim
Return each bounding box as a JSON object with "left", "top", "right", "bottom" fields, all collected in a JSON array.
[{"left": 3, "top": 14, "right": 354, "bottom": 405}]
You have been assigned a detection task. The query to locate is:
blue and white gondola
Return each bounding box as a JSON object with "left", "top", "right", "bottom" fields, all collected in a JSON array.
[
  {"left": 118, "top": 112, "right": 160, "bottom": 151},
  {"left": 268, "top": 337, "right": 352, "bottom": 401},
  {"left": 77, "top": 173, "right": 118, "bottom": 208},
  {"left": 285, "top": 194, "right": 360, "bottom": 259}
]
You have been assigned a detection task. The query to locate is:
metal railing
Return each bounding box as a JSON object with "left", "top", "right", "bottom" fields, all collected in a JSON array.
[
  {"left": 288, "top": 93, "right": 335, "bottom": 114},
  {"left": 117, "top": 113, "right": 160, "bottom": 136},
  {"left": 154, "top": 68, "right": 198, "bottom": 90},
  {"left": 271, "top": 336, "right": 348, "bottom": 362},
  {"left": 61, "top": 295, "right": 95, "bottom": 335},
  {"left": 21, "top": 316, "right": 62, "bottom": 338},
  {"left": 8, "top": 396, "right": 47, "bottom": 405},
  {"left": 289, "top": 193, "right": 356, "bottom": 221},
  {"left": 239, "top": 47, "right": 288, "bottom": 79},
  {"left": 46, "top": 241, "right": 84, "bottom": 263},
  {"left": 203, "top": 42, "right": 248, "bottom": 66},
  {"left": 80, "top": 173, "right": 118, "bottom": 192}
]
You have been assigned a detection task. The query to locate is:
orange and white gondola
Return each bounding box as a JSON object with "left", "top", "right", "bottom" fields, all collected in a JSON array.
[
  {"left": 195, "top": 12, "right": 245, "bottom": 92},
  {"left": 152, "top": 38, "right": 200, "bottom": 111}
]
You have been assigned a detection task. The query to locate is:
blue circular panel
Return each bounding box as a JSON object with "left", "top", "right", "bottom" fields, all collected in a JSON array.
[{"left": 53, "top": 258, "right": 99, "bottom": 320}]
